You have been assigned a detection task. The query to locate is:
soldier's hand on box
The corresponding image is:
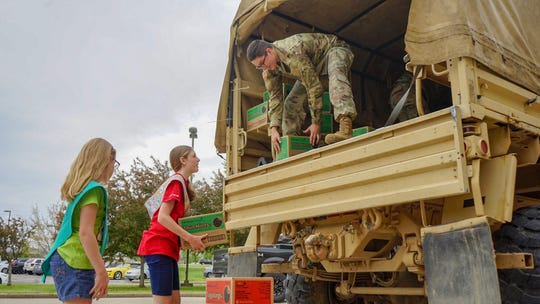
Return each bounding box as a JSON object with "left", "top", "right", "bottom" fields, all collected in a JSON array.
[
  {"left": 303, "top": 123, "right": 320, "bottom": 147},
  {"left": 271, "top": 127, "right": 282, "bottom": 153}
]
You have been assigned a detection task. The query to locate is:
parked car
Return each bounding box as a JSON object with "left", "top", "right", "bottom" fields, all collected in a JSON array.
[
  {"left": 124, "top": 264, "right": 150, "bottom": 281},
  {"left": 11, "top": 258, "right": 29, "bottom": 274},
  {"left": 198, "top": 258, "right": 212, "bottom": 265},
  {"left": 0, "top": 261, "right": 9, "bottom": 274},
  {"left": 0, "top": 272, "right": 7, "bottom": 284},
  {"left": 203, "top": 266, "right": 215, "bottom": 278},
  {"left": 106, "top": 263, "right": 134, "bottom": 280},
  {"left": 32, "top": 259, "right": 44, "bottom": 275},
  {"left": 23, "top": 258, "right": 43, "bottom": 274}
]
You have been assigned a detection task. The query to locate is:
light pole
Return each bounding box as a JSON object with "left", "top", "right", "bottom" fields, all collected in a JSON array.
[
  {"left": 3, "top": 210, "right": 11, "bottom": 224},
  {"left": 4, "top": 210, "right": 12, "bottom": 286},
  {"left": 182, "top": 127, "right": 197, "bottom": 287}
]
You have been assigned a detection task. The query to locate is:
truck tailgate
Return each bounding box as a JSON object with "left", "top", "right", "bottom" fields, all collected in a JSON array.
[{"left": 224, "top": 108, "right": 468, "bottom": 230}]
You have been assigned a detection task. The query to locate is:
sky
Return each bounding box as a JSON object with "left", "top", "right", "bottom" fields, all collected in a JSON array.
[{"left": 0, "top": 0, "right": 239, "bottom": 220}]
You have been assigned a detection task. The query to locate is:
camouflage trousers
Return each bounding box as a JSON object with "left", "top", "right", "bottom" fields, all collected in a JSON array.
[
  {"left": 389, "top": 72, "right": 430, "bottom": 122},
  {"left": 282, "top": 47, "right": 357, "bottom": 135}
]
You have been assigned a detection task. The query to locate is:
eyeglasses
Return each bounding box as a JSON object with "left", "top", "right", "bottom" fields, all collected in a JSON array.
[
  {"left": 255, "top": 53, "right": 267, "bottom": 70},
  {"left": 114, "top": 160, "right": 120, "bottom": 169}
]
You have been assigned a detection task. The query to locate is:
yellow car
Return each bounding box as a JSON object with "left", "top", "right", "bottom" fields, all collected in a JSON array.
[{"left": 106, "top": 263, "right": 134, "bottom": 280}]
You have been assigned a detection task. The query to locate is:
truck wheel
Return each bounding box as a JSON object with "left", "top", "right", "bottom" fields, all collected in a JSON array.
[
  {"left": 263, "top": 273, "right": 286, "bottom": 302},
  {"left": 493, "top": 205, "right": 540, "bottom": 303},
  {"left": 285, "top": 273, "right": 362, "bottom": 304}
]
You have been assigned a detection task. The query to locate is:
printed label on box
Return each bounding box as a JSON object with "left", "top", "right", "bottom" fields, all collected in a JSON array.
[
  {"left": 178, "top": 212, "right": 228, "bottom": 249},
  {"left": 206, "top": 277, "right": 273, "bottom": 304}
]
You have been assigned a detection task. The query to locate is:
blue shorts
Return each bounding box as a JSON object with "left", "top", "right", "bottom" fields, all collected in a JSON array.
[
  {"left": 144, "top": 254, "right": 180, "bottom": 296},
  {"left": 49, "top": 251, "right": 95, "bottom": 301}
]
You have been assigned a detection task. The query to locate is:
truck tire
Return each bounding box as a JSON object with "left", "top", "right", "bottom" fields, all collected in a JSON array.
[
  {"left": 285, "top": 273, "right": 362, "bottom": 304},
  {"left": 263, "top": 273, "right": 286, "bottom": 302},
  {"left": 494, "top": 205, "right": 540, "bottom": 304}
]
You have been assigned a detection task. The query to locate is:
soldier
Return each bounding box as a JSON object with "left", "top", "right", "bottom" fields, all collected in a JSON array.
[
  {"left": 247, "top": 33, "right": 358, "bottom": 152},
  {"left": 389, "top": 71, "right": 430, "bottom": 123}
]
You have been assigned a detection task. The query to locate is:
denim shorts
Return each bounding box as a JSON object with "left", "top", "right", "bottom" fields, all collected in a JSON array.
[
  {"left": 144, "top": 254, "right": 179, "bottom": 296},
  {"left": 49, "top": 251, "right": 95, "bottom": 301}
]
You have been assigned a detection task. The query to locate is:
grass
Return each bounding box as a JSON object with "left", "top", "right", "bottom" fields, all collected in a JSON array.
[{"left": 0, "top": 264, "right": 208, "bottom": 295}]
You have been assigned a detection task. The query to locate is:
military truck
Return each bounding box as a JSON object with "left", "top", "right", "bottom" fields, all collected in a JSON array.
[{"left": 214, "top": 1, "right": 540, "bottom": 303}]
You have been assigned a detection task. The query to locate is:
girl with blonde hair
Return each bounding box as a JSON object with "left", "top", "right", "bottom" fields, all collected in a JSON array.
[
  {"left": 138, "top": 145, "right": 207, "bottom": 304},
  {"left": 42, "top": 138, "right": 118, "bottom": 303}
]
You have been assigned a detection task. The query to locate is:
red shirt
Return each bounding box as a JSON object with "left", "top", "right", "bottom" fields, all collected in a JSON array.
[{"left": 137, "top": 175, "right": 188, "bottom": 261}]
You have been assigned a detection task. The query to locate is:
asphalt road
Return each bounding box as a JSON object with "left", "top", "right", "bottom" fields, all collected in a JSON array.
[
  {"left": 0, "top": 297, "right": 206, "bottom": 304},
  {"left": 1, "top": 274, "right": 206, "bottom": 303}
]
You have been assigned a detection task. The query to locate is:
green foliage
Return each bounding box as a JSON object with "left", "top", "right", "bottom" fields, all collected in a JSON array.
[
  {"left": 105, "top": 157, "right": 170, "bottom": 260},
  {"left": 191, "top": 169, "right": 225, "bottom": 216},
  {"left": 105, "top": 157, "right": 227, "bottom": 262},
  {"left": 28, "top": 201, "right": 65, "bottom": 256},
  {"left": 0, "top": 217, "right": 33, "bottom": 261},
  {"left": 0, "top": 283, "right": 205, "bottom": 294}
]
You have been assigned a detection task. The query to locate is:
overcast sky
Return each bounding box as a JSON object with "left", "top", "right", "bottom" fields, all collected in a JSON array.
[{"left": 0, "top": 0, "right": 238, "bottom": 220}]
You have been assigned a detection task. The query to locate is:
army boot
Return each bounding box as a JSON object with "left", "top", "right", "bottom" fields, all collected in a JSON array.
[{"left": 325, "top": 115, "right": 352, "bottom": 144}]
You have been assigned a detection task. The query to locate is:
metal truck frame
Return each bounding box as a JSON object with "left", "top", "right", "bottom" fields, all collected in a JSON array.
[{"left": 214, "top": 1, "right": 540, "bottom": 303}]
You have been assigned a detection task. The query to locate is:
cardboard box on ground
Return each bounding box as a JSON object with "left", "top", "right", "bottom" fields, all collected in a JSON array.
[
  {"left": 206, "top": 277, "right": 274, "bottom": 304},
  {"left": 177, "top": 212, "right": 228, "bottom": 249}
]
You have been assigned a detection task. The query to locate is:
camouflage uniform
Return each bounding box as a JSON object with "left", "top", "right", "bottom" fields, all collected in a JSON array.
[
  {"left": 263, "top": 33, "right": 357, "bottom": 135},
  {"left": 389, "top": 72, "right": 430, "bottom": 122}
]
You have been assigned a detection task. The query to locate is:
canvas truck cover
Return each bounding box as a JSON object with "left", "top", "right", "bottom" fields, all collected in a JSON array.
[{"left": 215, "top": 0, "right": 540, "bottom": 153}]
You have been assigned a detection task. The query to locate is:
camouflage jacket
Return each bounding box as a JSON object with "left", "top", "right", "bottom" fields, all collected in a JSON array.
[{"left": 263, "top": 33, "right": 349, "bottom": 128}]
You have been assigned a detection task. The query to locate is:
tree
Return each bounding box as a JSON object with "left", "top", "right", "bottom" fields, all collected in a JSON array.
[
  {"left": 28, "top": 201, "right": 65, "bottom": 256},
  {"left": 0, "top": 217, "right": 33, "bottom": 260},
  {"left": 0, "top": 216, "right": 33, "bottom": 284},
  {"left": 106, "top": 156, "right": 170, "bottom": 287},
  {"left": 192, "top": 169, "right": 225, "bottom": 215}
]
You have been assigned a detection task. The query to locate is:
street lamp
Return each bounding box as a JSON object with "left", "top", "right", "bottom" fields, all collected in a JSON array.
[
  {"left": 4, "top": 210, "right": 12, "bottom": 286},
  {"left": 182, "top": 127, "right": 197, "bottom": 287},
  {"left": 3, "top": 210, "right": 11, "bottom": 225}
]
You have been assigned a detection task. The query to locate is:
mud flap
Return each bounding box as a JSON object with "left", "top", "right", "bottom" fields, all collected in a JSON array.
[
  {"left": 422, "top": 217, "right": 501, "bottom": 304},
  {"left": 228, "top": 248, "right": 257, "bottom": 277}
]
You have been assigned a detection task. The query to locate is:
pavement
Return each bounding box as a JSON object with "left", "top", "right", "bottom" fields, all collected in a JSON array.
[{"left": 0, "top": 296, "right": 206, "bottom": 304}]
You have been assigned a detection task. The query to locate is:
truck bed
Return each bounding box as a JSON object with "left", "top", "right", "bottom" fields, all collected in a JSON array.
[{"left": 224, "top": 108, "right": 469, "bottom": 230}]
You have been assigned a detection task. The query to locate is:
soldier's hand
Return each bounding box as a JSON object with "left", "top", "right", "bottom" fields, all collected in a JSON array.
[
  {"left": 303, "top": 123, "right": 321, "bottom": 147},
  {"left": 271, "top": 127, "right": 282, "bottom": 153}
]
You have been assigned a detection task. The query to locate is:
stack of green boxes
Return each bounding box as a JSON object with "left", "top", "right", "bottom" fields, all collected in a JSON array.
[
  {"left": 321, "top": 92, "right": 333, "bottom": 135},
  {"left": 352, "top": 126, "right": 375, "bottom": 137}
]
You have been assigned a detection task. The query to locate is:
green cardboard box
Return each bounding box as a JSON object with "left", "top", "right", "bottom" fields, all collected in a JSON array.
[
  {"left": 246, "top": 101, "right": 268, "bottom": 131},
  {"left": 321, "top": 113, "right": 333, "bottom": 134},
  {"left": 352, "top": 126, "right": 375, "bottom": 137},
  {"left": 178, "top": 212, "right": 228, "bottom": 249},
  {"left": 322, "top": 92, "right": 331, "bottom": 113},
  {"left": 277, "top": 136, "right": 313, "bottom": 160}
]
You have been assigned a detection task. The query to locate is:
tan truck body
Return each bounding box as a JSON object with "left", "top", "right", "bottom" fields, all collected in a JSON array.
[{"left": 215, "top": 1, "right": 540, "bottom": 303}]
